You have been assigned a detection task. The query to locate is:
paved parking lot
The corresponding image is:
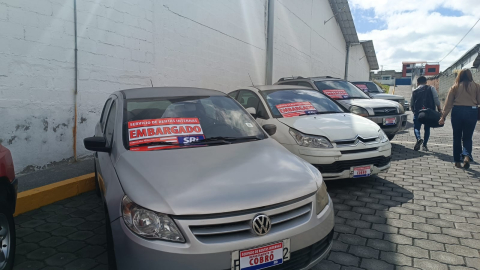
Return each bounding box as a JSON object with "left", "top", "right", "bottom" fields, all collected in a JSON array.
[{"left": 13, "top": 86, "right": 480, "bottom": 270}]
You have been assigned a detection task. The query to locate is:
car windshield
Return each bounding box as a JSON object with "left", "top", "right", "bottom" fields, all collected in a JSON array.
[
  {"left": 353, "top": 82, "right": 385, "bottom": 93},
  {"left": 314, "top": 80, "right": 370, "bottom": 100},
  {"left": 124, "top": 96, "right": 266, "bottom": 151},
  {"left": 261, "top": 89, "right": 345, "bottom": 118}
]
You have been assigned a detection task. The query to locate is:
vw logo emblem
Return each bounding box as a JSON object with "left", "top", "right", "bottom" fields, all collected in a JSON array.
[{"left": 251, "top": 214, "right": 272, "bottom": 236}]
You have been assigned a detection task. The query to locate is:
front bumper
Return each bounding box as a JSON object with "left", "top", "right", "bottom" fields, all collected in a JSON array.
[
  {"left": 282, "top": 143, "right": 391, "bottom": 181},
  {"left": 111, "top": 194, "right": 335, "bottom": 270},
  {"left": 367, "top": 114, "right": 408, "bottom": 135}
]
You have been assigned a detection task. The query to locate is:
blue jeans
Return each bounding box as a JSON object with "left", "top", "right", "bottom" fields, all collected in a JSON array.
[
  {"left": 451, "top": 106, "right": 477, "bottom": 162},
  {"left": 413, "top": 114, "right": 430, "bottom": 146}
]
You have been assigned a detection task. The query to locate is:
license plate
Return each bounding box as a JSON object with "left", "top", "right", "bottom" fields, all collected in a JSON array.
[
  {"left": 384, "top": 117, "right": 396, "bottom": 126},
  {"left": 353, "top": 166, "right": 371, "bottom": 178},
  {"left": 231, "top": 239, "right": 290, "bottom": 270}
]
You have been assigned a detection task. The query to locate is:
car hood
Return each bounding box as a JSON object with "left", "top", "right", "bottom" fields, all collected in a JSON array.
[
  {"left": 371, "top": 93, "right": 404, "bottom": 100},
  {"left": 277, "top": 113, "right": 380, "bottom": 140},
  {"left": 338, "top": 98, "right": 400, "bottom": 109},
  {"left": 115, "top": 139, "right": 319, "bottom": 215}
]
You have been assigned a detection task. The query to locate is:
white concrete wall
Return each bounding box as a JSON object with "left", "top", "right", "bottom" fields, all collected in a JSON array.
[
  {"left": 0, "top": 0, "right": 76, "bottom": 172},
  {"left": 347, "top": 44, "right": 370, "bottom": 81},
  {"left": 0, "top": 0, "right": 372, "bottom": 173},
  {"left": 272, "top": 0, "right": 369, "bottom": 82}
]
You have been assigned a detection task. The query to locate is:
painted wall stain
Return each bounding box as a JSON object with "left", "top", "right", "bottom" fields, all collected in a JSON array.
[
  {"left": 7, "top": 136, "right": 17, "bottom": 145},
  {"left": 52, "top": 123, "right": 68, "bottom": 132},
  {"left": 0, "top": 139, "right": 3, "bottom": 145},
  {"left": 25, "top": 135, "right": 31, "bottom": 142},
  {"left": 15, "top": 124, "right": 31, "bottom": 131},
  {"left": 80, "top": 117, "right": 87, "bottom": 123},
  {"left": 42, "top": 119, "right": 49, "bottom": 132}
]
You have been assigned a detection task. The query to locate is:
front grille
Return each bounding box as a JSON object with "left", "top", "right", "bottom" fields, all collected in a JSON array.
[
  {"left": 226, "top": 229, "right": 334, "bottom": 270},
  {"left": 373, "top": 107, "right": 398, "bottom": 116},
  {"left": 314, "top": 156, "right": 391, "bottom": 174},
  {"left": 190, "top": 203, "right": 312, "bottom": 243},
  {"left": 335, "top": 137, "right": 377, "bottom": 146},
  {"left": 341, "top": 147, "right": 378, "bottom": 154}
]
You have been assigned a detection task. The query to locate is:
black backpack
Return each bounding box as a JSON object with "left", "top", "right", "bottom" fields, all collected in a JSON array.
[{"left": 412, "top": 85, "right": 435, "bottom": 114}]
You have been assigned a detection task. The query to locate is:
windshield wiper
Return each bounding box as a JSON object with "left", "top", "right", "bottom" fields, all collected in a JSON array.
[
  {"left": 190, "top": 136, "right": 262, "bottom": 144},
  {"left": 131, "top": 141, "right": 179, "bottom": 147},
  {"left": 298, "top": 111, "right": 341, "bottom": 116}
]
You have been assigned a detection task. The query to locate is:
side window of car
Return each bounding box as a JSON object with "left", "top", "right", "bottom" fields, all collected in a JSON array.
[
  {"left": 104, "top": 101, "right": 117, "bottom": 146},
  {"left": 236, "top": 91, "right": 269, "bottom": 119},
  {"left": 298, "top": 82, "right": 313, "bottom": 88},
  {"left": 100, "top": 99, "right": 112, "bottom": 130},
  {"left": 279, "top": 81, "right": 298, "bottom": 85},
  {"left": 228, "top": 91, "right": 238, "bottom": 99}
]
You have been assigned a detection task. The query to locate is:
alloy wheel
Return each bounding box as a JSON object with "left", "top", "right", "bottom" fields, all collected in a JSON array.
[{"left": 0, "top": 213, "right": 11, "bottom": 269}]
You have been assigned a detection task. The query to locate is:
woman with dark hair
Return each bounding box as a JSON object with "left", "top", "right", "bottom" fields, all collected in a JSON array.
[{"left": 439, "top": 69, "right": 480, "bottom": 169}]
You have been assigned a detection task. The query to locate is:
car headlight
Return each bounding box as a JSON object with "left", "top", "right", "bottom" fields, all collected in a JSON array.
[
  {"left": 289, "top": 128, "right": 333, "bottom": 148},
  {"left": 378, "top": 129, "right": 389, "bottom": 143},
  {"left": 350, "top": 105, "right": 369, "bottom": 117},
  {"left": 316, "top": 183, "right": 329, "bottom": 215},
  {"left": 122, "top": 196, "right": 185, "bottom": 242},
  {"left": 398, "top": 104, "right": 405, "bottom": 114}
]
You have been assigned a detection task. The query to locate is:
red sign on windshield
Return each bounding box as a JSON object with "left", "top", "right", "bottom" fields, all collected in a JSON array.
[
  {"left": 128, "top": 118, "right": 205, "bottom": 148},
  {"left": 323, "top": 89, "right": 349, "bottom": 100},
  {"left": 275, "top": 102, "right": 317, "bottom": 117}
]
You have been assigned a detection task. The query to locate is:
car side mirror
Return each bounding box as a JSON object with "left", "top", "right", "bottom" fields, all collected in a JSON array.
[
  {"left": 262, "top": 124, "right": 277, "bottom": 136},
  {"left": 246, "top": 107, "right": 257, "bottom": 117},
  {"left": 84, "top": 137, "right": 111, "bottom": 152}
]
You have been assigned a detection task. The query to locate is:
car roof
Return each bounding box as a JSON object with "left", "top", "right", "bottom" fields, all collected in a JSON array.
[
  {"left": 252, "top": 85, "right": 313, "bottom": 91},
  {"left": 276, "top": 76, "right": 344, "bottom": 83},
  {"left": 119, "top": 87, "right": 226, "bottom": 99}
]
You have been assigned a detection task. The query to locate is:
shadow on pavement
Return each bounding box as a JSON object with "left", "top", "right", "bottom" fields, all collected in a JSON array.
[
  {"left": 316, "top": 176, "right": 414, "bottom": 269},
  {"left": 390, "top": 143, "right": 428, "bottom": 162}
]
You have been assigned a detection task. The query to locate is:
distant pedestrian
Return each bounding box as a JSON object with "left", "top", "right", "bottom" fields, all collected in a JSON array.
[
  {"left": 439, "top": 69, "right": 480, "bottom": 169},
  {"left": 411, "top": 76, "right": 442, "bottom": 152}
]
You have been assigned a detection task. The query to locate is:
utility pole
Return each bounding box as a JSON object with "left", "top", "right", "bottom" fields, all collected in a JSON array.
[{"left": 265, "top": 0, "right": 275, "bottom": 85}]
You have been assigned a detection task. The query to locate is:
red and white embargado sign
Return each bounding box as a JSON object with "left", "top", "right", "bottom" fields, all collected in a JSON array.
[
  {"left": 355, "top": 84, "right": 368, "bottom": 93},
  {"left": 239, "top": 242, "right": 284, "bottom": 270},
  {"left": 128, "top": 118, "right": 205, "bottom": 149},
  {"left": 322, "top": 89, "right": 349, "bottom": 100},
  {"left": 275, "top": 102, "right": 317, "bottom": 118}
]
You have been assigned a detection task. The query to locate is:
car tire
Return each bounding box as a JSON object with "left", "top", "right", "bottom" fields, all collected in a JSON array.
[
  {"left": 0, "top": 201, "right": 15, "bottom": 270},
  {"left": 387, "top": 134, "right": 395, "bottom": 141},
  {"left": 94, "top": 161, "right": 101, "bottom": 198},
  {"left": 104, "top": 203, "right": 117, "bottom": 270}
]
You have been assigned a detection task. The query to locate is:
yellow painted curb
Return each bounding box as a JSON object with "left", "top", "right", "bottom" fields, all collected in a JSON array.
[{"left": 14, "top": 173, "right": 96, "bottom": 216}]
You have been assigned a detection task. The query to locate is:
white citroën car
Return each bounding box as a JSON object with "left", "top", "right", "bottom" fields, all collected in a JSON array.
[{"left": 229, "top": 85, "right": 392, "bottom": 180}]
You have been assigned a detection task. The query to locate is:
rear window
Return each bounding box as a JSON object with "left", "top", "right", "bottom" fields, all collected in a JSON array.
[
  {"left": 353, "top": 82, "right": 384, "bottom": 93},
  {"left": 314, "top": 80, "right": 370, "bottom": 100}
]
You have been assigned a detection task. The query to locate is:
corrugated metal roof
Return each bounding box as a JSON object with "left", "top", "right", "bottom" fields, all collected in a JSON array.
[
  {"left": 327, "top": 0, "right": 379, "bottom": 70},
  {"left": 328, "top": 0, "right": 359, "bottom": 44},
  {"left": 360, "top": 40, "right": 379, "bottom": 70}
]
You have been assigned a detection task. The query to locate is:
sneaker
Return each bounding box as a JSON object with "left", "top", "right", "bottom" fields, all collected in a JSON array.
[
  {"left": 422, "top": 145, "right": 429, "bottom": 152},
  {"left": 414, "top": 139, "right": 423, "bottom": 151},
  {"left": 464, "top": 156, "right": 471, "bottom": 170}
]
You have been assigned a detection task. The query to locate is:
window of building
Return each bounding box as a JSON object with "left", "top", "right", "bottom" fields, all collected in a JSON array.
[
  {"left": 428, "top": 68, "right": 436, "bottom": 73},
  {"left": 405, "top": 69, "right": 412, "bottom": 73},
  {"left": 382, "top": 76, "right": 391, "bottom": 80}
]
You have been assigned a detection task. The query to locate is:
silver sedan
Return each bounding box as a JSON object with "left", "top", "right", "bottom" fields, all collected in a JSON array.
[{"left": 84, "top": 87, "right": 334, "bottom": 270}]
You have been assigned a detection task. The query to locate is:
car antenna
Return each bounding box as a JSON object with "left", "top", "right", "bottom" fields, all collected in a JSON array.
[
  {"left": 150, "top": 79, "right": 153, "bottom": 87},
  {"left": 248, "top": 73, "right": 255, "bottom": 87}
]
